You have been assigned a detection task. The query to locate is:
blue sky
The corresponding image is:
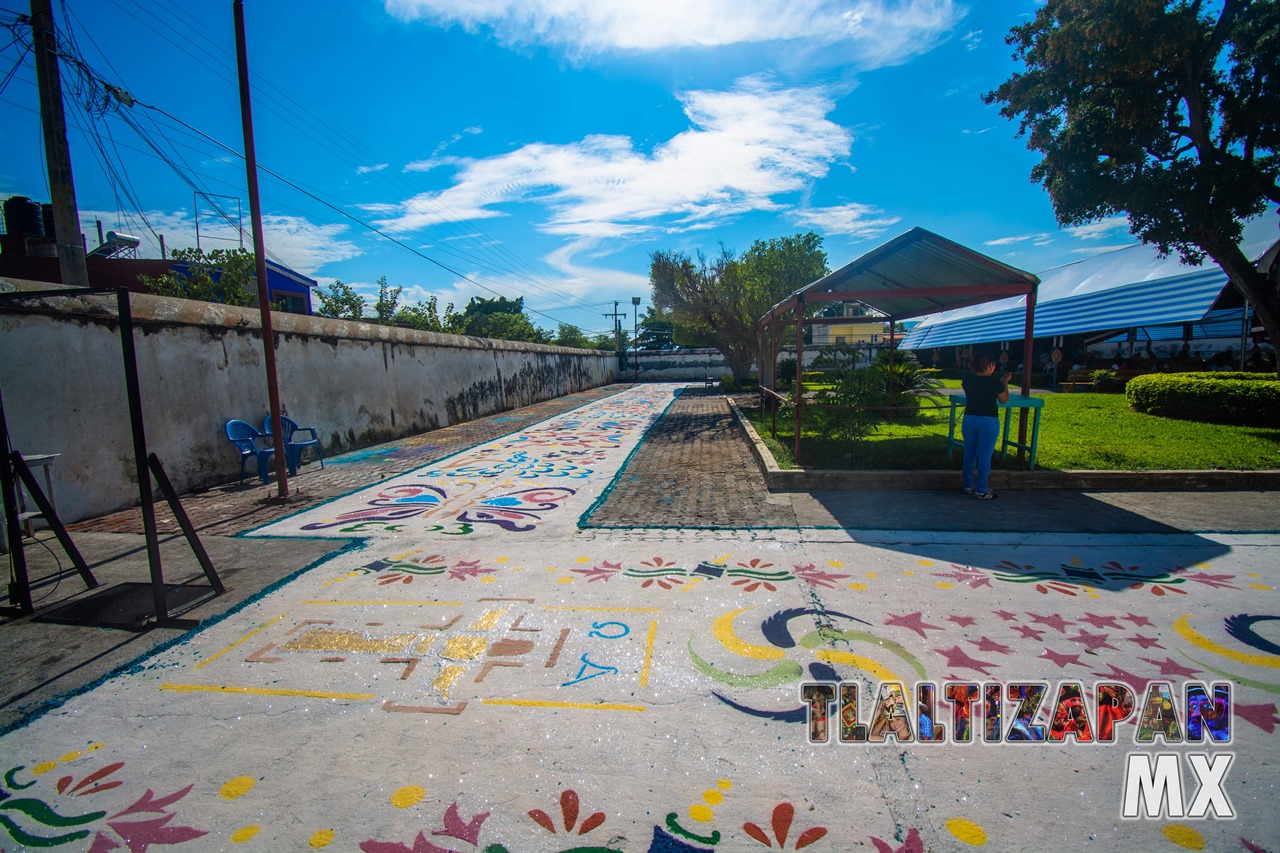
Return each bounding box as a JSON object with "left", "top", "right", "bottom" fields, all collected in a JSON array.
[{"left": 1, "top": 0, "right": 1146, "bottom": 336}]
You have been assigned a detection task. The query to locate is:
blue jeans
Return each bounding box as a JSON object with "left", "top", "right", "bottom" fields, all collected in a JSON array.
[{"left": 961, "top": 415, "right": 1000, "bottom": 493}]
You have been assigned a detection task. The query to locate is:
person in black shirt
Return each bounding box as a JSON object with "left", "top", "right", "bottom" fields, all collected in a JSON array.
[{"left": 960, "top": 354, "right": 1010, "bottom": 499}]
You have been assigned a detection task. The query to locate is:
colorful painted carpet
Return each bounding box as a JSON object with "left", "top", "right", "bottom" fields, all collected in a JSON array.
[{"left": 2, "top": 384, "right": 1276, "bottom": 852}]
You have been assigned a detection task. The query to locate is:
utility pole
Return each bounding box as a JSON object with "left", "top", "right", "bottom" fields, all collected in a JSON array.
[
  {"left": 30, "top": 0, "right": 89, "bottom": 289},
  {"left": 233, "top": 0, "right": 288, "bottom": 497},
  {"left": 631, "top": 296, "right": 641, "bottom": 382},
  {"left": 603, "top": 301, "right": 626, "bottom": 352}
]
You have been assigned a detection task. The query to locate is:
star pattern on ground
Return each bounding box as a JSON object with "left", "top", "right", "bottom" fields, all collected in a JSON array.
[
  {"left": 1011, "top": 624, "right": 1046, "bottom": 641},
  {"left": 1121, "top": 613, "right": 1154, "bottom": 628},
  {"left": 970, "top": 637, "right": 1014, "bottom": 655},
  {"left": 1040, "top": 648, "right": 1086, "bottom": 669},
  {"left": 1028, "top": 613, "right": 1074, "bottom": 634},
  {"left": 1078, "top": 613, "right": 1124, "bottom": 629},
  {"left": 1234, "top": 702, "right": 1280, "bottom": 734},
  {"left": 1139, "top": 657, "right": 1202, "bottom": 678},
  {"left": 933, "top": 645, "right": 1001, "bottom": 676},
  {"left": 946, "top": 615, "right": 977, "bottom": 628},
  {"left": 1123, "top": 634, "right": 1165, "bottom": 650},
  {"left": 1068, "top": 629, "right": 1118, "bottom": 652},
  {"left": 884, "top": 612, "right": 946, "bottom": 639},
  {"left": 994, "top": 609, "right": 1018, "bottom": 621}
]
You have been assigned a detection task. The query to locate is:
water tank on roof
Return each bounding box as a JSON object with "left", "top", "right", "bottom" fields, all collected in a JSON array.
[{"left": 3, "top": 196, "right": 43, "bottom": 238}]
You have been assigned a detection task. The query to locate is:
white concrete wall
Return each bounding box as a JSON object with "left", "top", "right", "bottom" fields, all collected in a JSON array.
[{"left": 0, "top": 281, "right": 616, "bottom": 522}]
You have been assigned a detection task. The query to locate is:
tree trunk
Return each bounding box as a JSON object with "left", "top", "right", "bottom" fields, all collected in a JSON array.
[{"left": 1205, "top": 241, "right": 1280, "bottom": 379}]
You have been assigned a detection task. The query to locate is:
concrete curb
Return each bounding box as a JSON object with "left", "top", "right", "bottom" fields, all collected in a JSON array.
[{"left": 727, "top": 397, "right": 1280, "bottom": 492}]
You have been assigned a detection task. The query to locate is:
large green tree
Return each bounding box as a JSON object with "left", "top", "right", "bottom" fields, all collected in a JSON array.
[
  {"left": 985, "top": 0, "right": 1280, "bottom": 372},
  {"left": 455, "top": 296, "right": 550, "bottom": 343},
  {"left": 650, "top": 232, "right": 827, "bottom": 381}
]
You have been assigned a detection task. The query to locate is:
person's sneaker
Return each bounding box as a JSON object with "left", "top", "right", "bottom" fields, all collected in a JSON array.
[
  {"left": 962, "top": 487, "right": 974, "bottom": 495},
  {"left": 974, "top": 491, "right": 997, "bottom": 500}
]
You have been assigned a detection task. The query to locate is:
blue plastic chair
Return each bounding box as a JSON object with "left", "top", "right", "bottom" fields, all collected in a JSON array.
[
  {"left": 225, "top": 420, "right": 277, "bottom": 484},
  {"left": 263, "top": 415, "right": 324, "bottom": 473}
]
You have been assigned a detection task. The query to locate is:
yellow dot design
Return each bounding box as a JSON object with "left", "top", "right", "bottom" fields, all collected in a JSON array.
[
  {"left": 309, "top": 829, "right": 336, "bottom": 848},
  {"left": 848, "top": 582, "right": 869, "bottom": 591},
  {"left": 31, "top": 762, "right": 56, "bottom": 775},
  {"left": 391, "top": 785, "right": 425, "bottom": 809},
  {"left": 688, "top": 778, "right": 732, "bottom": 824},
  {"left": 231, "top": 825, "right": 260, "bottom": 843},
  {"left": 220, "top": 776, "right": 256, "bottom": 800},
  {"left": 1161, "top": 823, "right": 1206, "bottom": 849},
  {"left": 945, "top": 817, "right": 987, "bottom": 846},
  {"left": 689, "top": 803, "right": 715, "bottom": 823}
]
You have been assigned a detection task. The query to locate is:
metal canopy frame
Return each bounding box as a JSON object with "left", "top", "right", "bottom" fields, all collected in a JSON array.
[{"left": 757, "top": 228, "right": 1040, "bottom": 465}]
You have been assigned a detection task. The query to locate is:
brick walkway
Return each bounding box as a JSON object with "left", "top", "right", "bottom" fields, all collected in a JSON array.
[
  {"left": 70, "top": 384, "right": 630, "bottom": 537},
  {"left": 583, "top": 388, "right": 797, "bottom": 528}
]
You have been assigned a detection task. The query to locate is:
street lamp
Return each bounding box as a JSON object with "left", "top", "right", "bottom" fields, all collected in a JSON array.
[{"left": 631, "top": 296, "right": 641, "bottom": 383}]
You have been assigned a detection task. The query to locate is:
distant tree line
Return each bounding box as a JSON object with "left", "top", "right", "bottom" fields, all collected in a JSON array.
[{"left": 141, "top": 254, "right": 618, "bottom": 349}]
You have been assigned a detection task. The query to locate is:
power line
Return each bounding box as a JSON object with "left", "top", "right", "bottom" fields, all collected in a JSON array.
[
  {"left": 5, "top": 11, "right": 617, "bottom": 330},
  {"left": 107, "top": 0, "right": 591, "bottom": 309}
]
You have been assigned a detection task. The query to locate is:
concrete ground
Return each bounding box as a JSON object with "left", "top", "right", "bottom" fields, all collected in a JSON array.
[{"left": 1, "top": 383, "right": 1276, "bottom": 852}]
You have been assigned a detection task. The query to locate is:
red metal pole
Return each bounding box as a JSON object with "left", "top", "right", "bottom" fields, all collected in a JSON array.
[{"left": 233, "top": 0, "right": 288, "bottom": 496}]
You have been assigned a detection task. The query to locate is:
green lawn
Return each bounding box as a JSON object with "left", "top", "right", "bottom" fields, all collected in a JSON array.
[{"left": 750, "top": 392, "right": 1280, "bottom": 471}]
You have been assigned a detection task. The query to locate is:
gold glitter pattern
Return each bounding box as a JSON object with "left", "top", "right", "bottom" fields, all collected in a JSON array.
[
  {"left": 468, "top": 606, "right": 511, "bottom": 631},
  {"left": 282, "top": 628, "right": 417, "bottom": 654},
  {"left": 432, "top": 665, "right": 465, "bottom": 699},
  {"left": 442, "top": 636, "right": 489, "bottom": 661}
]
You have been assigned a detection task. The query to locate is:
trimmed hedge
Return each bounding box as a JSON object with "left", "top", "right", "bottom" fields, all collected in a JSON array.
[{"left": 1126, "top": 372, "right": 1280, "bottom": 427}]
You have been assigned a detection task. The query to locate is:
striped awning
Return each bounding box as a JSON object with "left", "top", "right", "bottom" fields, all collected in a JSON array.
[
  {"left": 900, "top": 212, "right": 1280, "bottom": 351},
  {"left": 901, "top": 267, "right": 1228, "bottom": 349}
]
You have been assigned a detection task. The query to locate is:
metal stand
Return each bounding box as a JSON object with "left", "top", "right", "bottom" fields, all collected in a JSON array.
[{"left": 1, "top": 287, "right": 223, "bottom": 626}]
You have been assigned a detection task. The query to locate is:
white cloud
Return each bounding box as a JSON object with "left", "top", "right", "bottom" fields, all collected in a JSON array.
[
  {"left": 374, "top": 76, "right": 852, "bottom": 246},
  {"left": 962, "top": 29, "right": 982, "bottom": 50},
  {"left": 384, "top": 0, "right": 965, "bottom": 68},
  {"left": 961, "top": 127, "right": 993, "bottom": 135},
  {"left": 429, "top": 127, "right": 484, "bottom": 159},
  {"left": 259, "top": 215, "right": 363, "bottom": 274},
  {"left": 984, "top": 233, "right": 1050, "bottom": 246},
  {"left": 77, "top": 209, "right": 361, "bottom": 276},
  {"left": 1068, "top": 216, "right": 1130, "bottom": 240},
  {"left": 356, "top": 163, "right": 389, "bottom": 174},
  {"left": 789, "top": 202, "right": 901, "bottom": 239},
  {"left": 543, "top": 237, "right": 651, "bottom": 295}
]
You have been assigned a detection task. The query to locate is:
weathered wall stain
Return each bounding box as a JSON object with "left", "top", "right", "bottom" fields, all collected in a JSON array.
[{"left": 0, "top": 282, "right": 616, "bottom": 521}]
